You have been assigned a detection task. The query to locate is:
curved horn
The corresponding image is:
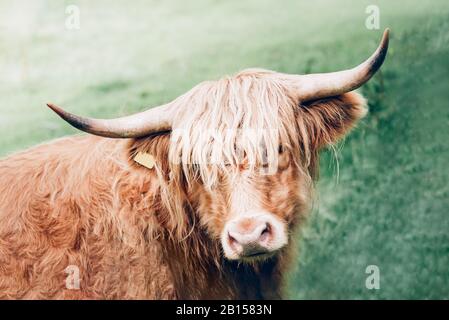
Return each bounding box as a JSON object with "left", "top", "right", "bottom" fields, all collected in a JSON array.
[
  {"left": 47, "top": 103, "right": 172, "bottom": 138},
  {"left": 296, "top": 28, "right": 389, "bottom": 102}
]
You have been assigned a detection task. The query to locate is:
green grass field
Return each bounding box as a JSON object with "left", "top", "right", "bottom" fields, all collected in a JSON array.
[{"left": 1, "top": 0, "right": 448, "bottom": 299}]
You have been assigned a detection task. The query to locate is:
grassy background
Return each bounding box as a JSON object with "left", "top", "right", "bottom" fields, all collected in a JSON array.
[{"left": 1, "top": 0, "right": 448, "bottom": 299}]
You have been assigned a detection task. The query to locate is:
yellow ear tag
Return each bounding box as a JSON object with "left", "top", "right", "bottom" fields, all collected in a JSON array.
[{"left": 134, "top": 152, "right": 155, "bottom": 169}]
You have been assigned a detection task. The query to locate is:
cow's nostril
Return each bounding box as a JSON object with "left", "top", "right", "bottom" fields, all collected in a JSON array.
[
  {"left": 259, "top": 223, "right": 271, "bottom": 242},
  {"left": 261, "top": 223, "right": 270, "bottom": 235},
  {"left": 228, "top": 232, "right": 240, "bottom": 250},
  {"left": 228, "top": 232, "right": 237, "bottom": 245},
  {"left": 227, "top": 231, "right": 246, "bottom": 254}
]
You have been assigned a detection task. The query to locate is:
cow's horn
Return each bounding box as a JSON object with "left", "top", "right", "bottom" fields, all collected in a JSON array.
[
  {"left": 47, "top": 103, "right": 172, "bottom": 138},
  {"left": 295, "top": 28, "right": 389, "bottom": 102}
]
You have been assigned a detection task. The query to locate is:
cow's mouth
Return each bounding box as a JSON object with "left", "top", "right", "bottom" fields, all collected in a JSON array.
[
  {"left": 238, "top": 248, "right": 276, "bottom": 262},
  {"left": 246, "top": 252, "right": 266, "bottom": 257}
]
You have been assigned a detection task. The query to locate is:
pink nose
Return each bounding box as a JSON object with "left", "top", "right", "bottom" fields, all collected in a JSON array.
[{"left": 227, "top": 218, "right": 273, "bottom": 257}]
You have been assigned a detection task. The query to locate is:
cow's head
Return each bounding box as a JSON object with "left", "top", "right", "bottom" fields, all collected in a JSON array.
[{"left": 47, "top": 30, "right": 388, "bottom": 262}]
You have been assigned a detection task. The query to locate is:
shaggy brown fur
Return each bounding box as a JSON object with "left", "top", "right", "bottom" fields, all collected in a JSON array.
[{"left": 0, "top": 70, "right": 366, "bottom": 299}]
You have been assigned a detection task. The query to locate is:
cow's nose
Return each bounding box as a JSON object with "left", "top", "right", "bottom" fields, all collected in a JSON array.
[{"left": 227, "top": 218, "right": 272, "bottom": 256}]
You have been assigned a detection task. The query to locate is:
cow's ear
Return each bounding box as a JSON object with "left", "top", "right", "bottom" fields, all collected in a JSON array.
[{"left": 297, "top": 91, "right": 367, "bottom": 150}]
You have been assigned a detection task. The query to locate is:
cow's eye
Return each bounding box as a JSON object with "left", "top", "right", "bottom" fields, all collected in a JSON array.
[{"left": 260, "top": 146, "right": 286, "bottom": 168}]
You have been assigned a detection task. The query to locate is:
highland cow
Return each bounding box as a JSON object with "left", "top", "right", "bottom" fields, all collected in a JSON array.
[{"left": 0, "top": 30, "right": 389, "bottom": 299}]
